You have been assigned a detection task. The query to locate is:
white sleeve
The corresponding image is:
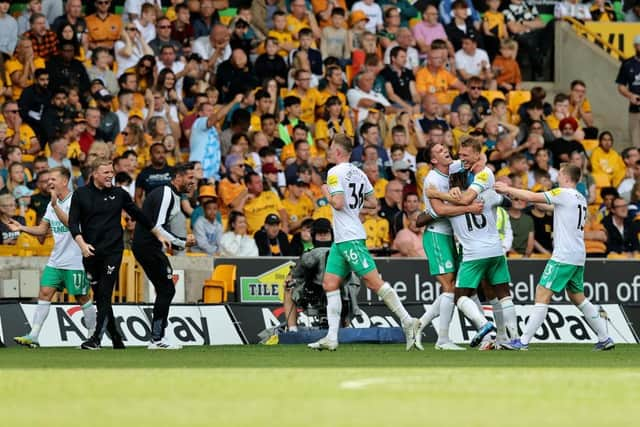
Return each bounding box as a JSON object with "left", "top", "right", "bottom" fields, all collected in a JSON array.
[{"left": 502, "top": 215, "right": 513, "bottom": 254}]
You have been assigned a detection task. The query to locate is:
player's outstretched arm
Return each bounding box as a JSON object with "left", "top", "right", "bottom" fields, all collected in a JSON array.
[
  {"left": 4, "top": 219, "right": 49, "bottom": 237},
  {"left": 431, "top": 197, "right": 484, "bottom": 217},
  {"left": 495, "top": 182, "right": 547, "bottom": 204}
]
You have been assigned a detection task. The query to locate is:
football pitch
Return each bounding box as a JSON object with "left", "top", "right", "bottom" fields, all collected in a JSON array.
[{"left": 1, "top": 344, "right": 638, "bottom": 427}]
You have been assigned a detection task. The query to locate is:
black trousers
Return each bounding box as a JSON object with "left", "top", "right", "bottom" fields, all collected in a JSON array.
[
  {"left": 84, "top": 252, "right": 124, "bottom": 343},
  {"left": 132, "top": 244, "right": 176, "bottom": 341}
]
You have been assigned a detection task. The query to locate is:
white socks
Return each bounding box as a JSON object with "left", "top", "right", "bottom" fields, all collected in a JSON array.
[
  {"left": 457, "top": 296, "right": 487, "bottom": 330},
  {"left": 521, "top": 303, "right": 548, "bottom": 345},
  {"left": 500, "top": 296, "right": 518, "bottom": 339},
  {"left": 30, "top": 300, "right": 51, "bottom": 339},
  {"left": 326, "top": 290, "right": 342, "bottom": 342},
  {"left": 437, "top": 293, "right": 455, "bottom": 344},
  {"left": 470, "top": 294, "right": 483, "bottom": 314},
  {"left": 490, "top": 298, "right": 507, "bottom": 342},
  {"left": 578, "top": 299, "right": 609, "bottom": 342},
  {"left": 377, "top": 283, "right": 412, "bottom": 326},
  {"left": 82, "top": 301, "right": 97, "bottom": 335},
  {"left": 419, "top": 294, "right": 441, "bottom": 328}
]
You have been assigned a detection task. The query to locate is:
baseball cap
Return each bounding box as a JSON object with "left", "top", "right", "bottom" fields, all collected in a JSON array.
[
  {"left": 287, "top": 176, "right": 307, "bottom": 186},
  {"left": 198, "top": 185, "right": 217, "bottom": 200},
  {"left": 262, "top": 163, "right": 279, "bottom": 174},
  {"left": 95, "top": 88, "right": 113, "bottom": 102},
  {"left": 312, "top": 218, "right": 332, "bottom": 234},
  {"left": 392, "top": 159, "right": 411, "bottom": 171},
  {"left": 265, "top": 213, "right": 280, "bottom": 225},
  {"left": 90, "top": 78, "right": 104, "bottom": 87},
  {"left": 350, "top": 10, "right": 370, "bottom": 25},
  {"left": 13, "top": 185, "right": 34, "bottom": 199},
  {"left": 129, "top": 108, "right": 144, "bottom": 119}
]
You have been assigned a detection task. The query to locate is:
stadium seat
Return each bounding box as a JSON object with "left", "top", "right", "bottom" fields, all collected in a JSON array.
[
  {"left": 212, "top": 264, "right": 237, "bottom": 295},
  {"left": 0, "top": 246, "right": 20, "bottom": 256},
  {"left": 607, "top": 253, "right": 630, "bottom": 259},
  {"left": 481, "top": 90, "right": 505, "bottom": 105},
  {"left": 530, "top": 253, "right": 551, "bottom": 259},
  {"left": 203, "top": 279, "right": 226, "bottom": 303},
  {"left": 507, "top": 90, "right": 531, "bottom": 114},
  {"left": 508, "top": 252, "right": 523, "bottom": 258},
  {"left": 445, "top": 90, "right": 459, "bottom": 105},
  {"left": 592, "top": 172, "right": 612, "bottom": 205}
]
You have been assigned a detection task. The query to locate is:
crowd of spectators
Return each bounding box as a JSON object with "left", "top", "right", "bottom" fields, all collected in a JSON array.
[{"left": 0, "top": 0, "right": 639, "bottom": 260}]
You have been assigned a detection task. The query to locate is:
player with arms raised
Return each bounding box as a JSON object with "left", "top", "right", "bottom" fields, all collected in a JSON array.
[
  {"left": 495, "top": 164, "right": 615, "bottom": 350},
  {"left": 12, "top": 167, "right": 96, "bottom": 347},
  {"left": 308, "top": 134, "right": 419, "bottom": 351},
  {"left": 429, "top": 138, "right": 519, "bottom": 347}
]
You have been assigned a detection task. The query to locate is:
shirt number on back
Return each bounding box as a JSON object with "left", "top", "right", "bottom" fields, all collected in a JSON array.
[
  {"left": 464, "top": 213, "right": 487, "bottom": 231},
  {"left": 576, "top": 205, "right": 586, "bottom": 231},
  {"left": 348, "top": 183, "right": 364, "bottom": 209}
]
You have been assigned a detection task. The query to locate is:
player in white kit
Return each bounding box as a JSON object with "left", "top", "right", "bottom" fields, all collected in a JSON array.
[
  {"left": 428, "top": 138, "right": 519, "bottom": 347},
  {"left": 415, "top": 142, "right": 483, "bottom": 351},
  {"left": 12, "top": 167, "right": 96, "bottom": 348},
  {"left": 495, "top": 163, "right": 615, "bottom": 350},
  {"left": 308, "top": 135, "right": 419, "bottom": 351}
]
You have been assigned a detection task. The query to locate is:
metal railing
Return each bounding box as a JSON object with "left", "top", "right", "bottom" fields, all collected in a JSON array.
[{"left": 562, "top": 17, "right": 627, "bottom": 61}]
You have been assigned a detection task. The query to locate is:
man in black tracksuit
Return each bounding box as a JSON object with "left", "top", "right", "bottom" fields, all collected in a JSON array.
[
  {"left": 69, "top": 159, "right": 169, "bottom": 350},
  {"left": 132, "top": 163, "right": 196, "bottom": 349}
]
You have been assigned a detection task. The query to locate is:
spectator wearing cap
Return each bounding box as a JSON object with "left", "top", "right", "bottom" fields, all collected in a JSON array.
[
  {"left": 243, "top": 171, "right": 288, "bottom": 235},
  {"left": 352, "top": 0, "right": 383, "bottom": 33},
  {"left": 390, "top": 159, "right": 413, "bottom": 189},
  {"left": 0, "top": 0, "right": 18, "bottom": 57},
  {"left": 134, "top": 143, "right": 172, "bottom": 206},
  {"left": 190, "top": 184, "right": 218, "bottom": 227},
  {"left": 546, "top": 116, "right": 585, "bottom": 168},
  {"left": 219, "top": 211, "right": 259, "bottom": 257},
  {"left": 616, "top": 35, "right": 640, "bottom": 147},
  {"left": 94, "top": 88, "right": 120, "bottom": 143},
  {"left": 261, "top": 162, "right": 284, "bottom": 199},
  {"left": 283, "top": 176, "right": 314, "bottom": 234},
  {"left": 13, "top": 184, "right": 38, "bottom": 227},
  {"left": 254, "top": 213, "right": 293, "bottom": 256},
  {"left": 192, "top": 197, "right": 223, "bottom": 256}
]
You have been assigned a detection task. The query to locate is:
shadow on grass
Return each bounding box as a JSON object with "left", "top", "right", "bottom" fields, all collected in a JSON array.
[{"left": 1, "top": 344, "right": 638, "bottom": 370}]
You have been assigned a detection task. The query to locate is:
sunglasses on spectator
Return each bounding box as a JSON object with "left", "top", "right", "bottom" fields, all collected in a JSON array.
[
  {"left": 469, "top": 86, "right": 482, "bottom": 90},
  {"left": 158, "top": 25, "right": 171, "bottom": 29},
  {"left": 4, "top": 109, "right": 19, "bottom": 114}
]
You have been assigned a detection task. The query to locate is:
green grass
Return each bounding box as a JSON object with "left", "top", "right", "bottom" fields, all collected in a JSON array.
[{"left": 1, "top": 344, "right": 639, "bottom": 427}]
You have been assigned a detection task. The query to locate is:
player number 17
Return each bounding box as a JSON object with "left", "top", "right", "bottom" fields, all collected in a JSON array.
[{"left": 576, "top": 205, "right": 586, "bottom": 231}]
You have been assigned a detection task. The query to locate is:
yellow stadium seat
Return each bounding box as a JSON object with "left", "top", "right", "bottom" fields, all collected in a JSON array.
[
  {"left": 203, "top": 279, "right": 226, "bottom": 303},
  {"left": 0, "top": 245, "right": 20, "bottom": 256},
  {"left": 507, "top": 90, "right": 531, "bottom": 114},
  {"left": 481, "top": 90, "right": 505, "bottom": 105},
  {"left": 345, "top": 65, "right": 353, "bottom": 86},
  {"left": 581, "top": 139, "right": 599, "bottom": 152},
  {"left": 187, "top": 252, "right": 207, "bottom": 257},
  {"left": 508, "top": 252, "right": 523, "bottom": 258},
  {"left": 213, "top": 264, "right": 237, "bottom": 295},
  {"left": 607, "top": 253, "right": 630, "bottom": 259},
  {"left": 592, "top": 172, "right": 612, "bottom": 205}
]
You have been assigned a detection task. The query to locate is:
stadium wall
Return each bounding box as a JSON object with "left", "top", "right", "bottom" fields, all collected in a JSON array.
[{"left": 554, "top": 21, "right": 630, "bottom": 147}]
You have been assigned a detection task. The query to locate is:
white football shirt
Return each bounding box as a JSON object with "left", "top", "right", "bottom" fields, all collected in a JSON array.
[
  {"left": 43, "top": 193, "right": 83, "bottom": 270},
  {"left": 326, "top": 162, "right": 373, "bottom": 243},
  {"left": 543, "top": 187, "right": 586, "bottom": 266},
  {"left": 422, "top": 160, "right": 462, "bottom": 235},
  {"left": 450, "top": 168, "right": 504, "bottom": 261}
]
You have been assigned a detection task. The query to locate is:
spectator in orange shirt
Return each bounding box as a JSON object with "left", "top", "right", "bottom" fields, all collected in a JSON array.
[
  {"left": 415, "top": 40, "right": 465, "bottom": 107},
  {"left": 86, "top": 0, "right": 123, "bottom": 50}
]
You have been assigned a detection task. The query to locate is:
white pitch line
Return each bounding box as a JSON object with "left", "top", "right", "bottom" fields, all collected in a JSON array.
[{"left": 340, "top": 376, "right": 427, "bottom": 390}]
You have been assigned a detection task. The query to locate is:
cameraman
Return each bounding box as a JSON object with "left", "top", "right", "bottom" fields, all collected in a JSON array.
[{"left": 283, "top": 219, "right": 360, "bottom": 332}]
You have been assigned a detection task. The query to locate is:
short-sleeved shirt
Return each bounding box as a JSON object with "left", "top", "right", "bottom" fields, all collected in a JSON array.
[
  {"left": 244, "top": 191, "right": 284, "bottom": 235},
  {"left": 5, "top": 57, "right": 46, "bottom": 100},
  {"left": 286, "top": 88, "right": 320, "bottom": 124},
  {"left": 503, "top": 2, "right": 539, "bottom": 23},
  {"left": 326, "top": 162, "right": 373, "bottom": 243},
  {"left": 451, "top": 93, "right": 490, "bottom": 125},
  {"left": 615, "top": 56, "right": 640, "bottom": 113},
  {"left": 422, "top": 161, "right": 463, "bottom": 236},
  {"left": 283, "top": 195, "right": 314, "bottom": 228},
  {"left": 483, "top": 11, "right": 506, "bottom": 39},
  {"left": 135, "top": 165, "right": 172, "bottom": 196},
  {"left": 43, "top": 193, "right": 83, "bottom": 270},
  {"left": 543, "top": 187, "right": 586, "bottom": 266},
  {"left": 379, "top": 65, "right": 415, "bottom": 102},
  {"left": 86, "top": 13, "right": 123, "bottom": 49},
  {"left": 218, "top": 177, "right": 246, "bottom": 218},
  {"left": 450, "top": 168, "right": 504, "bottom": 261},
  {"left": 6, "top": 123, "right": 39, "bottom": 163},
  {"left": 415, "top": 67, "right": 460, "bottom": 105}
]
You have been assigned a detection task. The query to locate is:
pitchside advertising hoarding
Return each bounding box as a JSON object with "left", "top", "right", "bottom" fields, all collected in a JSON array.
[
  {"left": 0, "top": 302, "right": 637, "bottom": 347},
  {"left": 228, "top": 257, "right": 640, "bottom": 305}
]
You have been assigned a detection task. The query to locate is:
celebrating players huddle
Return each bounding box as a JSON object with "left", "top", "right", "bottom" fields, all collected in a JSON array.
[
  {"left": 12, "top": 135, "right": 614, "bottom": 351},
  {"left": 310, "top": 135, "right": 615, "bottom": 352}
]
